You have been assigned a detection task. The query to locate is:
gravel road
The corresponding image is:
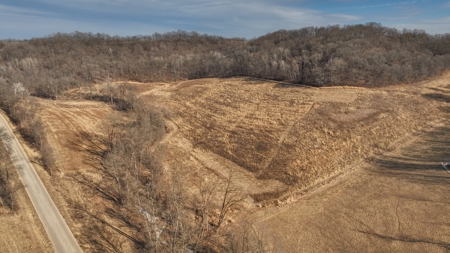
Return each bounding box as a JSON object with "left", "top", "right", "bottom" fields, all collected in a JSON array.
[{"left": 0, "top": 114, "right": 83, "bottom": 253}]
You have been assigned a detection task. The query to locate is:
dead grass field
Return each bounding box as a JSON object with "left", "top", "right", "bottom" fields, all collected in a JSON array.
[
  {"left": 33, "top": 100, "right": 126, "bottom": 252},
  {"left": 251, "top": 123, "right": 450, "bottom": 252},
  {"left": 11, "top": 71, "right": 450, "bottom": 252},
  {"left": 0, "top": 195, "right": 53, "bottom": 253},
  {"left": 38, "top": 100, "right": 112, "bottom": 174},
  {"left": 135, "top": 72, "right": 450, "bottom": 251},
  {"left": 136, "top": 73, "right": 450, "bottom": 203}
]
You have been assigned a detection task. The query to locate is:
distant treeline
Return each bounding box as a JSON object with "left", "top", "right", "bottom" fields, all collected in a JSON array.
[{"left": 1, "top": 22, "right": 450, "bottom": 98}]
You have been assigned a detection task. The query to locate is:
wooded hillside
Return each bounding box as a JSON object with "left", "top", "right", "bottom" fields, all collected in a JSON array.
[
  {"left": 1, "top": 23, "right": 450, "bottom": 100},
  {"left": 1, "top": 23, "right": 450, "bottom": 252}
]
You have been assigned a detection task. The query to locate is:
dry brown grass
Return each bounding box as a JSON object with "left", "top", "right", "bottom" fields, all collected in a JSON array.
[
  {"left": 134, "top": 73, "right": 450, "bottom": 204},
  {"left": 38, "top": 100, "right": 112, "bottom": 174},
  {"left": 12, "top": 71, "right": 450, "bottom": 252},
  {"left": 251, "top": 122, "right": 450, "bottom": 252},
  {"left": 31, "top": 100, "right": 133, "bottom": 252}
]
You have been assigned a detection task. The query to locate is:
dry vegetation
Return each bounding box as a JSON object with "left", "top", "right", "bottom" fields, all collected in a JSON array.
[
  {"left": 145, "top": 72, "right": 450, "bottom": 251},
  {"left": 1, "top": 24, "right": 450, "bottom": 252},
  {"left": 251, "top": 122, "right": 450, "bottom": 252},
  {"left": 136, "top": 73, "right": 450, "bottom": 204},
  {"left": 1, "top": 71, "right": 450, "bottom": 252},
  {"left": 0, "top": 129, "right": 53, "bottom": 253},
  {"left": 1, "top": 23, "right": 450, "bottom": 99}
]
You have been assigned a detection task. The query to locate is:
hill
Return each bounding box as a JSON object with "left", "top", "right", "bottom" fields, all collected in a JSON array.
[
  {"left": 1, "top": 23, "right": 450, "bottom": 252},
  {"left": 1, "top": 23, "right": 450, "bottom": 100}
]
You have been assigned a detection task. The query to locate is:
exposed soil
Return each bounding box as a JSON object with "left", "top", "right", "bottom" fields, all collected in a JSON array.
[{"left": 38, "top": 100, "right": 112, "bottom": 174}]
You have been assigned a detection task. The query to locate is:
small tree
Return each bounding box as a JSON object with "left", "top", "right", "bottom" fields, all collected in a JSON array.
[
  {"left": 193, "top": 176, "right": 220, "bottom": 251},
  {"left": 226, "top": 221, "right": 273, "bottom": 253},
  {"left": 217, "top": 169, "right": 246, "bottom": 228}
]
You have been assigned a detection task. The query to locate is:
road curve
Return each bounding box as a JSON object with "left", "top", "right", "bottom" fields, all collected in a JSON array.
[{"left": 0, "top": 114, "right": 83, "bottom": 253}]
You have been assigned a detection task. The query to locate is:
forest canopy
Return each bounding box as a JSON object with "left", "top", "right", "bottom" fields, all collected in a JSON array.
[{"left": 1, "top": 23, "right": 450, "bottom": 99}]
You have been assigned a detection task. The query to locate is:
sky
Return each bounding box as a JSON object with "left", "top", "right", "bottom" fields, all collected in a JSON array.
[{"left": 0, "top": 0, "right": 449, "bottom": 40}]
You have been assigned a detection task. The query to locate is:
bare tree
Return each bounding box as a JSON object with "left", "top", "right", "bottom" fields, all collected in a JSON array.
[
  {"left": 193, "top": 176, "right": 221, "bottom": 251},
  {"left": 0, "top": 128, "right": 21, "bottom": 211},
  {"left": 217, "top": 169, "right": 246, "bottom": 228},
  {"left": 226, "top": 221, "right": 273, "bottom": 253}
]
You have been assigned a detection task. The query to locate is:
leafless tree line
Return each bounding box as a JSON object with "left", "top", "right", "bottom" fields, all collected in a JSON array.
[
  {"left": 0, "top": 128, "right": 23, "bottom": 211},
  {"left": 3, "top": 23, "right": 448, "bottom": 251},
  {"left": 56, "top": 85, "right": 262, "bottom": 252},
  {"left": 0, "top": 81, "right": 57, "bottom": 176},
  {"left": 0, "top": 23, "right": 450, "bottom": 100},
  {"left": 0, "top": 76, "right": 266, "bottom": 251}
]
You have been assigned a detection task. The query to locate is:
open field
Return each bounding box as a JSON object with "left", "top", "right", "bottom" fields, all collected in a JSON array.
[
  {"left": 35, "top": 100, "right": 129, "bottom": 252},
  {"left": 134, "top": 72, "right": 450, "bottom": 250},
  {"left": 10, "top": 71, "right": 450, "bottom": 252},
  {"left": 135, "top": 73, "right": 450, "bottom": 203},
  {"left": 38, "top": 100, "right": 113, "bottom": 174},
  {"left": 0, "top": 187, "right": 53, "bottom": 253},
  {"left": 251, "top": 123, "right": 450, "bottom": 252}
]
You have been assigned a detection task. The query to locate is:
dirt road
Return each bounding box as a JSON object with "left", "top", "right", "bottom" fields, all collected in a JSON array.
[{"left": 0, "top": 114, "right": 83, "bottom": 253}]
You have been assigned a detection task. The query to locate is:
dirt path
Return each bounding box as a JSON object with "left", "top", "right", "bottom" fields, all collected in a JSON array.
[
  {"left": 115, "top": 74, "right": 450, "bottom": 251},
  {"left": 0, "top": 114, "right": 83, "bottom": 253},
  {"left": 260, "top": 102, "right": 315, "bottom": 174}
]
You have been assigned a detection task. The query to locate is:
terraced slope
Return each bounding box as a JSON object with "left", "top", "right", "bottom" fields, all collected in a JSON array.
[{"left": 136, "top": 73, "right": 450, "bottom": 202}]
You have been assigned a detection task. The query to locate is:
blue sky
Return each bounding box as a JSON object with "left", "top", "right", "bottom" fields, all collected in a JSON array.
[{"left": 1, "top": 0, "right": 449, "bottom": 40}]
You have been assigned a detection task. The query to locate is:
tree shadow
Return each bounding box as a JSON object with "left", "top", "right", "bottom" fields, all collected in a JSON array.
[
  {"left": 357, "top": 229, "right": 450, "bottom": 250},
  {"left": 70, "top": 171, "right": 151, "bottom": 252},
  {"left": 367, "top": 124, "right": 450, "bottom": 186},
  {"left": 73, "top": 172, "right": 121, "bottom": 204},
  {"left": 241, "top": 76, "right": 314, "bottom": 88},
  {"left": 426, "top": 87, "right": 450, "bottom": 93},
  {"left": 66, "top": 130, "right": 108, "bottom": 171},
  {"left": 87, "top": 95, "right": 133, "bottom": 112},
  {"left": 422, "top": 93, "right": 450, "bottom": 103},
  {"left": 73, "top": 199, "right": 146, "bottom": 253}
]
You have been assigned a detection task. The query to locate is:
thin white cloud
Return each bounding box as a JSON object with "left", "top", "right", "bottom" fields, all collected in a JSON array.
[
  {"left": 393, "top": 16, "right": 450, "bottom": 34},
  {"left": 327, "top": 14, "right": 362, "bottom": 21},
  {"left": 0, "top": 12, "right": 172, "bottom": 39},
  {"left": 358, "top": 1, "right": 418, "bottom": 9},
  {"left": 177, "top": 1, "right": 362, "bottom": 32},
  {"left": 0, "top": 4, "right": 53, "bottom": 17},
  {"left": 444, "top": 1, "right": 450, "bottom": 8},
  {"left": 335, "top": 0, "right": 430, "bottom": 10},
  {"left": 0, "top": 0, "right": 447, "bottom": 39}
]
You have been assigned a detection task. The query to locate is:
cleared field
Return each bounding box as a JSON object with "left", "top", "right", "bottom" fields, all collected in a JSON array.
[
  {"left": 38, "top": 100, "right": 112, "bottom": 173},
  {"left": 36, "top": 100, "right": 122, "bottom": 252},
  {"left": 138, "top": 73, "right": 450, "bottom": 203},
  {"left": 132, "top": 73, "right": 450, "bottom": 251},
  {"left": 251, "top": 123, "right": 450, "bottom": 252},
  {"left": 22, "top": 71, "right": 450, "bottom": 252},
  {"left": 0, "top": 197, "right": 53, "bottom": 253}
]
